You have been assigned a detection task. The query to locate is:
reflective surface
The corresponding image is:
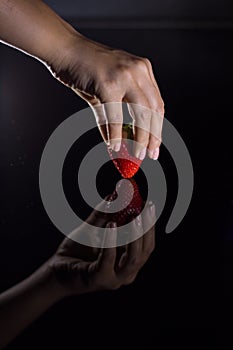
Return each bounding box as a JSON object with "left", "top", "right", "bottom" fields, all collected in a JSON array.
[{"left": 0, "top": 27, "right": 230, "bottom": 348}]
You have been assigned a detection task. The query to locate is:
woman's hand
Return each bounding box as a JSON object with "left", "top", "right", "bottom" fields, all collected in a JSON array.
[
  {"left": 0, "top": 0, "right": 164, "bottom": 159},
  {"left": 50, "top": 34, "right": 164, "bottom": 160}
]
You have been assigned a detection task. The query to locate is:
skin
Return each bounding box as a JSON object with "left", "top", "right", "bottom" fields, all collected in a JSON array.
[
  {"left": 0, "top": 0, "right": 164, "bottom": 160},
  {"left": 0, "top": 202, "right": 156, "bottom": 349},
  {"left": 0, "top": 1, "right": 159, "bottom": 345}
]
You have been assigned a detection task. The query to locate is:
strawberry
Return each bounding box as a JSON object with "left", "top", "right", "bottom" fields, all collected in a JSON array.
[
  {"left": 108, "top": 124, "right": 142, "bottom": 178},
  {"left": 108, "top": 178, "right": 143, "bottom": 226}
]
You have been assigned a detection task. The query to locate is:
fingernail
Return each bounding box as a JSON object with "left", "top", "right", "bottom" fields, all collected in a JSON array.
[
  {"left": 111, "top": 142, "right": 121, "bottom": 152},
  {"left": 147, "top": 150, "right": 154, "bottom": 159},
  {"left": 153, "top": 147, "right": 160, "bottom": 160},
  {"left": 136, "top": 215, "right": 141, "bottom": 226},
  {"left": 149, "top": 203, "right": 155, "bottom": 214},
  {"left": 108, "top": 222, "right": 117, "bottom": 228},
  {"left": 138, "top": 148, "right": 147, "bottom": 160}
]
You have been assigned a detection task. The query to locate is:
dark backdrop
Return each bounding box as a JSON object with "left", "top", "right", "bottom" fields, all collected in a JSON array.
[
  {"left": 45, "top": 0, "right": 233, "bottom": 20},
  {"left": 0, "top": 0, "right": 232, "bottom": 349}
]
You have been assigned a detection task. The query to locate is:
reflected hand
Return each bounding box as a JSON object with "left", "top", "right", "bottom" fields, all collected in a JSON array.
[{"left": 47, "top": 201, "right": 156, "bottom": 297}]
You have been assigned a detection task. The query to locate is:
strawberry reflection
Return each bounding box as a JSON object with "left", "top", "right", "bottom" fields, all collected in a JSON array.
[
  {"left": 0, "top": 183, "right": 155, "bottom": 348},
  {"left": 0, "top": 201, "right": 155, "bottom": 349},
  {"left": 107, "top": 178, "right": 144, "bottom": 226}
]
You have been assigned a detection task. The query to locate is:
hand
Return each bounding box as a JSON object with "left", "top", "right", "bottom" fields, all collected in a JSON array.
[
  {"left": 46, "top": 201, "right": 156, "bottom": 297},
  {"left": 0, "top": 0, "right": 164, "bottom": 159},
  {"left": 50, "top": 34, "right": 164, "bottom": 160}
]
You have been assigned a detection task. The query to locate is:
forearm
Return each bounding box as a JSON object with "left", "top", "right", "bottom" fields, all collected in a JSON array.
[
  {"left": 0, "top": 263, "right": 63, "bottom": 349},
  {"left": 0, "top": 0, "right": 79, "bottom": 65}
]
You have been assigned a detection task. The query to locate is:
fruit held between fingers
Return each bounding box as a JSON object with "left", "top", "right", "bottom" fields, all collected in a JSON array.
[{"left": 108, "top": 124, "right": 142, "bottom": 178}]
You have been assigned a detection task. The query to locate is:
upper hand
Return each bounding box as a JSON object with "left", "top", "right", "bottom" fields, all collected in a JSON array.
[{"left": 51, "top": 34, "right": 164, "bottom": 160}]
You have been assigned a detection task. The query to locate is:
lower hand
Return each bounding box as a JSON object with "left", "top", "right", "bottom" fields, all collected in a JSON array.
[{"left": 46, "top": 201, "right": 156, "bottom": 297}]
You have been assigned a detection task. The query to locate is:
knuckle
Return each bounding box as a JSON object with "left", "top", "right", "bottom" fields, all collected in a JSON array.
[
  {"left": 140, "top": 109, "right": 152, "bottom": 120},
  {"left": 155, "top": 102, "right": 165, "bottom": 116},
  {"left": 142, "top": 57, "right": 152, "bottom": 68},
  {"left": 134, "top": 110, "right": 151, "bottom": 126},
  {"left": 128, "top": 256, "right": 140, "bottom": 267},
  {"left": 134, "top": 58, "right": 149, "bottom": 73},
  {"left": 115, "top": 66, "right": 134, "bottom": 84}
]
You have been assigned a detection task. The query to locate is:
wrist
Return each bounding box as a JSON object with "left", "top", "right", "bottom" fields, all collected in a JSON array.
[
  {"left": 41, "top": 25, "right": 84, "bottom": 74},
  {"left": 32, "top": 260, "right": 68, "bottom": 303}
]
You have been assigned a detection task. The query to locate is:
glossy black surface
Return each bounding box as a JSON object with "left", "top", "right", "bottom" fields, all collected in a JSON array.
[{"left": 0, "top": 27, "right": 231, "bottom": 348}]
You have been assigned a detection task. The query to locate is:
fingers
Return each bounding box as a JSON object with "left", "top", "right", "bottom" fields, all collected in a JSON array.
[
  {"left": 98, "top": 222, "right": 117, "bottom": 271},
  {"left": 127, "top": 218, "right": 143, "bottom": 262},
  {"left": 104, "top": 102, "right": 123, "bottom": 151},
  {"left": 142, "top": 226, "right": 155, "bottom": 258},
  {"left": 141, "top": 200, "right": 156, "bottom": 235},
  {"left": 88, "top": 54, "right": 164, "bottom": 161},
  {"left": 85, "top": 195, "right": 112, "bottom": 226},
  {"left": 118, "top": 214, "right": 144, "bottom": 280},
  {"left": 68, "top": 196, "right": 111, "bottom": 248},
  {"left": 147, "top": 108, "right": 163, "bottom": 159},
  {"left": 91, "top": 204, "right": 156, "bottom": 290},
  {"left": 117, "top": 203, "right": 156, "bottom": 283},
  {"left": 131, "top": 100, "right": 163, "bottom": 160},
  {"left": 126, "top": 94, "right": 151, "bottom": 160},
  {"left": 123, "top": 58, "right": 164, "bottom": 159},
  {"left": 90, "top": 101, "right": 123, "bottom": 152},
  {"left": 142, "top": 202, "right": 156, "bottom": 256},
  {"left": 145, "top": 81, "right": 164, "bottom": 159},
  {"left": 147, "top": 136, "right": 160, "bottom": 160},
  {"left": 89, "top": 103, "right": 108, "bottom": 143}
]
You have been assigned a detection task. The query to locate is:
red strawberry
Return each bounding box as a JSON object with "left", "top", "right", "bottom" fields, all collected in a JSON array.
[
  {"left": 108, "top": 178, "right": 143, "bottom": 226},
  {"left": 108, "top": 124, "right": 142, "bottom": 178}
]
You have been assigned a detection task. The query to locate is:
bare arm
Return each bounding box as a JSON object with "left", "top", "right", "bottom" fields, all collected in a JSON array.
[
  {"left": 0, "top": 0, "right": 76, "bottom": 63},
  {"left": 0, "top": 0, "right": 164, "bottom": 159},
  {"left": 0, "top": 202, "right": 155, "bottom": 349},
  {"left": 0, "top": 264, "right": 63, "bottom": 349}
]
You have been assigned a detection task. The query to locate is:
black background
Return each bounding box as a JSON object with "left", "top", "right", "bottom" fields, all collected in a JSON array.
[
  {"left": 0, "top": 1, "right": 232, "bottom": 348},
  {"left": 45, "top": 0, "right": 233, "bottom": 20}
]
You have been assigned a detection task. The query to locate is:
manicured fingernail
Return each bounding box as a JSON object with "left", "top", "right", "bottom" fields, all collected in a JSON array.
[
  {"left": 108, "top": 222, "right": 117, "bottom": 228},
  {"left": 136, "top": 215, "right": 141, "bottom": 226},
  {"left": 153, "top": 147, "right": 160, "bottom": 160},
  {"left": 137, "top": 147, "right": 147, "bottom": 160},
  {"left": 147, "top": 150, "right": 154, "bottom": 159},
  {"left": 105, "top": 222, "right": 117, "bottom": 247},
  {"left": 111, "top": 142, "right": 121, "bottom": 152},
  {"left": 149, "top": 203, "right": 155, "bottom": 214}
]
